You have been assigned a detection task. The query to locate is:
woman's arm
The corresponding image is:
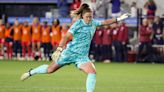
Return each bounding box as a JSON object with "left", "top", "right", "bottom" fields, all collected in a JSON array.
[
  {"left": 51, "top": 31, "right": 73, "bottom": 61},
  {"left": 101, "top": 13, "right": 131, "bottom": 25},
  {"left": 101, "top": 18, "right": 117, "bottom": 25}
]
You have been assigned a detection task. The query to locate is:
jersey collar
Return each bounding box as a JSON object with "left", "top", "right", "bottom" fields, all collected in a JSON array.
[{"left": 81, "top": 19, "right": 92, "bottom": 26}]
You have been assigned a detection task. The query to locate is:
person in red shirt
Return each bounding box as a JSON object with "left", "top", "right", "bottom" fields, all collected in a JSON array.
[
  {"left": 21, "top": 21, "right": 32, "bottom": 60},
  {"left": 93, "top": 27, "right": 103, "bottom": 61},
  {"left": 137, "top": 18, "right": 153, "bottom": 62},
  {"left": 70, "top": 0, "right": 81, "bottom": 11},
  {"left": 144, "top": 0, "right": 157, "bottom": 20},
  {"left": 102, "top": 25, "right": 113, "bottom": 62},
  {"left": 41, "top": 21, "right": 51, "bottom": 61},
  {"left": 13, "top": 20, "right": 22, "bottom": 59},
  {"left": 0, "top": 19, "right": 5, "bottom": 58},
  {"left": 117, "top": 22, "right": 129, "bottom": 62},
  {"left": 111, "top": 23, "right": 121, "bottom": 62},
  {"left": 4, "top": 23, "right": 13, "bottom": 59}
]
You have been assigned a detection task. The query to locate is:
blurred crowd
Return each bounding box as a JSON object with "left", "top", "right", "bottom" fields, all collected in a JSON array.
[
  {"left": 58, "top": 0, "right": 125, "bottom": 18},
  {"left": 55, "top": 0, "right": 164, "bottom": 63},
  {"left": 57, "top": 0, "right": 156, "bottom": 18},
  {"left": 91, "top": 16, "right": 163, "bottom": 63},
  {"left": 0, "top": 18, "right": 71, "bottom": 61},
  {"left": 0, "top": 15, "right": 163, "bottom": 63},
  {"left": 90, "top": 22, "right": 128, "bottom": 62},
  {"left": 0, "top": 0, "right": 163, "bottom": 63},
  {"left": 136, "top": 16, "right": 164, "bottom": 63}
]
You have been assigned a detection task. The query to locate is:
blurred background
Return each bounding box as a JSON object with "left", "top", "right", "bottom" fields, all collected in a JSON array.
[{"left": 0, "top": 0, "right": 164, "bottom": 63}]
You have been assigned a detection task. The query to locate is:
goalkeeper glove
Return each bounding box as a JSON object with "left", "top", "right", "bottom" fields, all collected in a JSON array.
[
  {"left": 51, "top": 47, "right": 63, "bottom": 62},
  {"left": 116, "top": 13, "right": 131, "bottom": 22}
]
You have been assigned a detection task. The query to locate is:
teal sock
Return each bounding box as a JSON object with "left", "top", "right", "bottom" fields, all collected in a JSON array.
[
  {"left": 30, "top": 64, "right": 49, "bottom": 75},
  {"left": 86, "top": 73, "right": 96, "bottom": 92}
]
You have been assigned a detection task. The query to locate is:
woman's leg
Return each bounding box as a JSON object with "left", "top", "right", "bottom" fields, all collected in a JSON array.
[
  {"left": 79, "top": 62, "right": 96, "bottom": 92},
  {"left": 42, "top": 43, "right": 46, "bottom": 60},
  {"left": 27, "top": 44, "right": 32, "bottom": 59},
  {"left": 32, "top": 42, "right": 36, "bottom": 59},
  {"left": 22, "top": 42, "right": 26, "bottom": 58},
  {"left": 47, "top": 43, "right": 52, "bottom": 60},
  {"left": 37, "top": 42, "right": 41, "bottom": 51},
  {"left": 37, "top": 42, "right": 41, "bottom": 60},
  {"left": 20, "top": 61, "right": 62, "bottom": 81},
  {"left": 13, "top": 41, "right": 17, "bottom": 58},
  {"left": 0, "top": 43, "right": 3, "bottom": 56}
]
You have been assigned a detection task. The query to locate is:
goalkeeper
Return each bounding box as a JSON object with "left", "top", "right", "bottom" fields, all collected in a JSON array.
[{"left": 21, "top": 3, "right": 130, "bottom": 92}]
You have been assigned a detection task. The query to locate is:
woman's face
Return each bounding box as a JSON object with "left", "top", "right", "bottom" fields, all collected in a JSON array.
[
  {"left": 6, "top": 23, "right": 10, "bottom": 28},
  {"left": 14, "top": 20, "right": 19, "bottom": 26},
  {"left": 0, "top": 20, "right": 3, "bottom": 25},
  {"left": 33, "top": 18, "right": 39, "bottom": 24},
  {"left": 82, "top": 12, "right": 92, "bottom": 24},
  {"left": 142, "top": 19, "right": 148, "bottom": 26},
  {"left": 24, "top": 21, "right": 28, "bottom": 26},
  {"left": 154, "top": 16, "right": 160, "bottom": 22}
]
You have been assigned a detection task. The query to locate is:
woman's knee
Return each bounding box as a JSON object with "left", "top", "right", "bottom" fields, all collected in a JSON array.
[
  {"left": 47, "top": 67, "right": 54, "bottom": 73},
  {"left": 86, "top": 65, "right": 96, "bottom": 74},
  {"left": 87, "top": 69, "right": 96, "bottom": 74},
  {"left": 80, "top": 62, "right": 97, "bottom": 74}
]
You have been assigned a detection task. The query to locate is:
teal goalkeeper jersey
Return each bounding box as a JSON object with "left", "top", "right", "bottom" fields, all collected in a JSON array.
[{"left": 64, "top": 19, "right": 102, "bottom": 56}]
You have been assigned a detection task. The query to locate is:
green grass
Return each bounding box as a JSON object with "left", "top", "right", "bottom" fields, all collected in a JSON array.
[{"left": 0, "top": 60, "right": 164, "bottom": 92}]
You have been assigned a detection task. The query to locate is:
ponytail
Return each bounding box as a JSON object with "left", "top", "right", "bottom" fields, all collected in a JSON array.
[{"left": 70, "top": 3, "right": 91, "bottom": 19}]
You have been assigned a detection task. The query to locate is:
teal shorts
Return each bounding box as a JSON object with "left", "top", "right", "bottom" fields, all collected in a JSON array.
[{"left": 55, "top": 50, "right": 91, "bottom": 68}]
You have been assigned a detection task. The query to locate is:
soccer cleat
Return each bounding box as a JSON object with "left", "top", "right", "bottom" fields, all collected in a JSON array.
[
  {"left": 20, "top": 72, "right": 30, "bottom": 81},
  {"left": 20, "top": 69, "right": 32, "bottom": 81}
]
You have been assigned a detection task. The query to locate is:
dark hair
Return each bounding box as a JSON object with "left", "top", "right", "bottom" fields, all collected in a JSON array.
[
  {"left": 43, "top": 21, "right": 48, "bottom": 25},
  {"left": 71, "top": 3, "right": 92, "bottom": 18},
  {"left": 53, "top": 19, "right": 60, "bottom": 25}
]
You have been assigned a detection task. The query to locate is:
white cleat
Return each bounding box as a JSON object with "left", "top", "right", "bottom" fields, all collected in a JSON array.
[{"left": 20, "top": 72, "right": 31, "bottom": 81}]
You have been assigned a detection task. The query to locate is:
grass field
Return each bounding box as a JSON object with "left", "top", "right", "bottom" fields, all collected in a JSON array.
[{"left": 0, "top": 60, "right": 164, "bottom": 92}]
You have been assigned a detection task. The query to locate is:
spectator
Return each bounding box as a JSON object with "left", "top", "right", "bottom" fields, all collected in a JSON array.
[
  {"left": 13, "top": 20, "right": 22, "bottom": 60},
  {"left": 61, "top": 24, "right": 69, "bottom": 37},
  {"left": 130, "top": 2, "right": 137, "bottom": 17},
  {"left": 111, "top": 23, "right": 121, "bottom": 62},
  {"left": 118, "top": 22, "right": 128, "bottom": 62},
  {"left": 31, "top": 17, "right": 42, "bottom": 60},
  {"left": 144, "top": 0, "right": 157, "bottom": 19},
  {"left": 153, "top": 16, "right": 163, "bottom": 31},
  {"left": 4, "top": 23, "right": 13, "bottom": 59},
  {"left": 57, "top": 0, "right": 69, "bottom": 17},
  {"left": 137, "top": 18, "right": 153, "bottom": 62},
  {"left": 153, "top": 28, "right": 163, "bottom": 45},
  {"left": 61, "top": 24, "right": 72, "bottom": 44},
  {"left": 70, "top": 0, "right": 81, "bottom": 10},
  {"left": 95, "top": 0, "right": 110, "bottom": 18},
  {"left": 153, "top": 16, "right": 163, "bottom": 45},
  {"left": 102, "top": 25, "right": 112, "bottom": 62},
  {"left": 0, "top": 19, "right": 5, "bottom": 59},
  {"left": 21, "top": 21, "right": 32, "bottom": 60},
  {"left": 93, "top": 27, "right": 103, "bottom": 61},
  {"left": 111, "top": 0, "right": 121, "bottom": 18},
  {"left": 41, "top": 21, "right": 51, "bottom": 61},
  {"left": 88, "top": 0, "right": 97, "bottom": 16},
  {"left": 51, "top": 19, "right": 61, "bottom": 51}
]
